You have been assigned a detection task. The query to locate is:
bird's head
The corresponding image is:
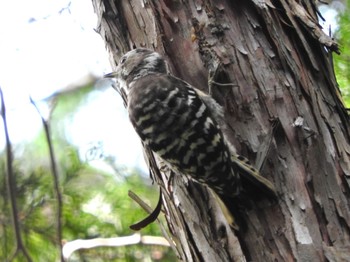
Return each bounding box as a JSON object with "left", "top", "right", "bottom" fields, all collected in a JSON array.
[{"left": 104, "top": 48, "right": 168, "bottom": 83}]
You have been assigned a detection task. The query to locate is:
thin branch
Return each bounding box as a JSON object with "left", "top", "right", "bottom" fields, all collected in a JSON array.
[
  {"left": 62, "top": 233, "right": 170, "bottom": 259},
  {"left": 128, "top": 190, "right": 176, "bottom": 251},
  {"left": 30, "top": 97, "right": 64, "bottom": 262},
  {"left": 129, "top": 189, "right": 163, "bottom": 230},
  {"left": 0, "top": 88, "right": 33, "bottom": 262},
  {"left": 128, "top": 190, "right": 155, "bottom": 214}
]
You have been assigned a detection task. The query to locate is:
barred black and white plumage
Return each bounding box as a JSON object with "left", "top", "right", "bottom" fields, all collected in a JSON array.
[{"left": 105, "top": 48, "right": 275, "bottom": 200}]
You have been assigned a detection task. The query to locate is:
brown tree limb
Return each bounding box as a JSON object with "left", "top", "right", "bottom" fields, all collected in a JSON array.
[{"left": 93, "top": 0, "right": 350, "bottom": 260}]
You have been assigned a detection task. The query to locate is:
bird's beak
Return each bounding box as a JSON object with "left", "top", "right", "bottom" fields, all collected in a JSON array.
[{"left": 104, "top": 71, "right": 119, "bottom": 78}]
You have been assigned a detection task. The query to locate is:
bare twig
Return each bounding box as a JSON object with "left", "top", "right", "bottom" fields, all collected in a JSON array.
[
  {"left": 62, "top": 233, "right": 170, "bottom": 259},
  {"left": 128, "top": 190, "right": 176, "bottom": 251},
  {"left": 128, "top": 189, "right": 163, "bottom": 230},
  {"left": 0, "top": 88, "right": 33, "bottom": 262},
  {"left": 128, "top": 190, "right": 155, "bottom": 214},
  {"left": 30, "top": 97, "right": 64, "bottom": 262}
]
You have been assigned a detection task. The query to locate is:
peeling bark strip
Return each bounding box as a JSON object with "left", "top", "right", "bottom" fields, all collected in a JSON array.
[{"left": 93, "top": 0, "right": 350, "bottom": 261}]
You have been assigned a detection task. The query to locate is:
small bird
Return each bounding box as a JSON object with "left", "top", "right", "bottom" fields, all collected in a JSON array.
[{"left": 105, "top": 48, "right": 275, "bottom": 203}]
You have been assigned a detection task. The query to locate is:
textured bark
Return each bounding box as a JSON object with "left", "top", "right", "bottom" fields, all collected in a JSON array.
[{"left": 92, "top": 0, "right": 350, "bottom": 261}]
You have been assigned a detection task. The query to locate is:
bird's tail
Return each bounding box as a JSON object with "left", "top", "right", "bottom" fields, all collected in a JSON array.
[
  {"left": 231, "top": 154, "right": 276, "bottom": 198},
  {"left": 214, "top": 154, "right": 277, "bottom": 230}
]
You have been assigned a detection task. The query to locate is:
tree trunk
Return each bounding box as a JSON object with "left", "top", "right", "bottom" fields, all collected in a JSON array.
[{"left": 92, "top": 0, "right": 350, "bottom": 261}]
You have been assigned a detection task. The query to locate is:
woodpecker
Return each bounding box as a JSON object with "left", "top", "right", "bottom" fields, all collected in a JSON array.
[{"left": 105, "top": 48, "right": 275, "bottom": 200}]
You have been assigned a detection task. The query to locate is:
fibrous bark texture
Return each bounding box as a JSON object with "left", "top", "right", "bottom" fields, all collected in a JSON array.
[{"left": 92, "top": 0, "right": 350, "bottom": 261}]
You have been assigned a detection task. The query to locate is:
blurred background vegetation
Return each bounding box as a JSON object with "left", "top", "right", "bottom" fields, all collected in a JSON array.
[
  {"left": 0, "top": 84, "right": 175, "bottom": 261},
  {"left": 0, "top": 1, "right": 349, "bottom": 261},
  {"left": 334, "top": 0, "right": 350, "bottom": 106}
]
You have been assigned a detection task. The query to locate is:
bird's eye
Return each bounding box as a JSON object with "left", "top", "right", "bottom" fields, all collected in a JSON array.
[{"left": 120, "top": 56, "right": 127, "bottom": 64}]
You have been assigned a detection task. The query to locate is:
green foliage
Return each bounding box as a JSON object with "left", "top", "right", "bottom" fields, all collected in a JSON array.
[
  {"left": 334, "top": 0, "right": 350, "bottom": 106},
  {"left": 0, "top": 84, "right": 175, "bottom": 261}
]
